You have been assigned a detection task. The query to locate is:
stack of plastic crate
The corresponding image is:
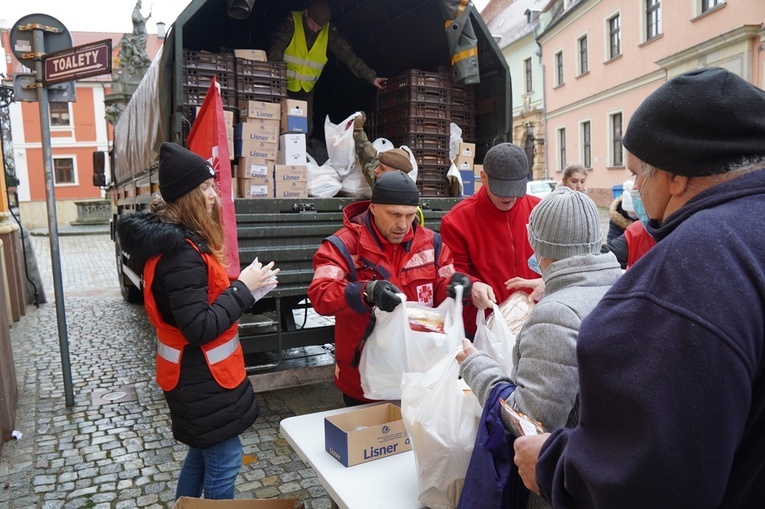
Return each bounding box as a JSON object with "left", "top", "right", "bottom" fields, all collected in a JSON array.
[
  {"left": 234, "top": 58, "right": 287, "bottom": 104},
  {"left": 372, "top": 69, "right": 452, "bottom": 196},
  {"left": 180, "top": 50, "right": 238, "bottom": 142},
  {"left": 451, "top": 83, "right": 476, "bottom": 142}
]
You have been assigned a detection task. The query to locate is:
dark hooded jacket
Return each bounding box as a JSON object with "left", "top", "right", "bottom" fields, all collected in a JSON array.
[{"left": 117, "top": 211, "right": 259, "bottom": 449}]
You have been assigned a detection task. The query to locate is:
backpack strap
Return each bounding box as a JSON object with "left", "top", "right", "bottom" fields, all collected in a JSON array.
[{"left": 325, "top": 235, "right": 357, "bottom": 282}]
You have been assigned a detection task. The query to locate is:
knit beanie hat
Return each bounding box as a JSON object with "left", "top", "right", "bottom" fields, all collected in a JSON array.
[
  {"left": 622, "top": 67, "right": 765, "bottom": 176},
  {"left": 528, "top": 187, "right": 602, "bottom": 260},
  {"left": 371, "top": 171, "right": 419, "bottom": 206},
  {"left": 158, "top": 142, "right": 216, "bottom": 202},
  {"left": 482, "top": 143, "right": 529, "bottom": 197},
  {"left": 307, "top": 0, "right": 331, "bottom": 26},
  {"left": 379, "top": 148, "right": 413, "bottom": 173}
]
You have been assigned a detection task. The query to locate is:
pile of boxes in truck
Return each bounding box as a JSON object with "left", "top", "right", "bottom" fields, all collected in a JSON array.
[
  {"left": 454, "top": 141, "right": 477, "bottom": 196},
  {"left": 234, "top": 99, "right": 310, "bottom": 198}
]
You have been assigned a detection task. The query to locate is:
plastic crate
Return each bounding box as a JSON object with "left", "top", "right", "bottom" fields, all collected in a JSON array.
[
  {"left": 451, "top": 110, "right": 476, "bottom": 127},
  {"left": 411, "top": 147, "right": 450, "bottom": 167},
  {"left": 377, "top": 117, "right": 449, "bottom": 138},
  {"left": 237, "top": 92, "right": 286, "bottom": 104},
  {"left": 377, "top": 86, "right": 450, "bottom": 108},
  {"left": 235, "top": 59, "right": 286, "bottom": 79},
  {"left": 183, "top": 49, "right": 236, "bottom": 72},
  {"left": 384, "top": 69, "right": 451, "bottom": 93},
  {"left": 416, "top": 166, "right": 450, "bottom": 197},
  {"left": 376, "top": 102, "right": 450, "bottom": 124},
  {"left": 183, "top": 85, "right": 237, "bottom": 108},
  {"left": 235, "top": 75, "right": 287, "bottom": 96},
  {"left": 460, "top": 126, "right": 476, "bottom": 142},
  {"left": 390, "top": 133, "right": 449, "bottom": 151},
  {"left": 183, "top": 68, "right": 235, "bottom": 89}
]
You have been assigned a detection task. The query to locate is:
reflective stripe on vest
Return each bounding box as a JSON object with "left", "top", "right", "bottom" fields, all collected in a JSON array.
[
  {"left": 284, "top": 10, "right": 329, "bottom": 93},
  {"left": 157, "top": 339, "right": 181, "bottom": 364},
  {"left": 205, "top": 334, "right": 240, "bottom": 365}
]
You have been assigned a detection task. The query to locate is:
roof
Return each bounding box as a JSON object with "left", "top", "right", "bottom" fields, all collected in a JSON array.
[{"left": 486, "top": 0, "right": 548, "bottom": 48}]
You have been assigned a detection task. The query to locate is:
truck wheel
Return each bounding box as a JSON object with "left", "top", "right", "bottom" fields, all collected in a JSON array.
[{"left": 115, "top": 238, "right": 143, "bottom": 304}]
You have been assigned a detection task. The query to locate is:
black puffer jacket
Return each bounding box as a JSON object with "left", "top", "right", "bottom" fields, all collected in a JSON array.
[
  {"left": 607, "top": 196, "right": 636, "bottom": 242},
  {"left": 117, "top": 212, "right": 259, "bottom": 449}
]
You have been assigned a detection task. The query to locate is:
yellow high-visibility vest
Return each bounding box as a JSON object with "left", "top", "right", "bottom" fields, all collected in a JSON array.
[{"left": 283, "top": 11, "right": 330, "bottom": 93}]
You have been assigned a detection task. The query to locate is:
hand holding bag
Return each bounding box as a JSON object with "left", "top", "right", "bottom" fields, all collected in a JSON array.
[{"left": 473, "top": 303, "right": 517, "bottom": 375}]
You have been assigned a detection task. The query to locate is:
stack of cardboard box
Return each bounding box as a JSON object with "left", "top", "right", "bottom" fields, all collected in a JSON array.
[
  {"left": 234, "top": 99, "right": 310, "bottom": 198},
  {"left": 454, "top": 142, "right": 475, "bottom": 196}
]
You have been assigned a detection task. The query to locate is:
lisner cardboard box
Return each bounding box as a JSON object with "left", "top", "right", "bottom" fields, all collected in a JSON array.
[
  {"left": 235, "top": 122, "right": 278, "bottom": 144},
  {"left": 274, "top": 180, "right": 308, "bottom": 199},
  {"left": 238, "top": 140, "right": 277, "bottom": 160},
  {"left": 238, "top": 177, "right": 274, "bottom": 198},
  {"left": 324, "top": 403, "right": 411, "bottom": 467},
  {"left": 237, "top": 157, "right": 272, "bottom": 179},
  {"left": 274, "top": 164, "right": 308, "bottom": 182},
  {"left": 240, "top": 100, "right": 281, "bottom": 122}
]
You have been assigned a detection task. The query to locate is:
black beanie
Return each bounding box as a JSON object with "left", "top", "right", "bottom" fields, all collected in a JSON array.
[
  {"left": 622, "top": 67, "right": 765, "bottom": 176},
  {"left": 158, "top": 142, "right": 216, "bottom": 202},
  {"left": 371, "top": 171, "right": 419, "bottom": 206}
]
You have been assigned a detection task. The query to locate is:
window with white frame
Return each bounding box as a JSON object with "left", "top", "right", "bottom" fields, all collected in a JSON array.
[
  {"left": 581, "top": 121, "right": 591, "bottom": 169},
  {"left": 524, "top": 58, "right": 533, "bottom": 93},
  {"left": 607, "top": 14, "right": 621, "bottom": 59},
  {"left": 610, "top": 113, "right": 623, "bottom": 167},
  {"left": 646, "top": 0, "right": 661, "bottom": 40},
  {"left": 578, "top": 35, "right": 588, "bottom": 75},
  {"left": 555, "top": 51, "right": 564, "bottom": 86},
  {"left": 54, "top": 157, "right": 76, "bottom": 184},
  {"left": 49, "top": 102, "right": 71, "bottom": 127},
  {"left": 701, "top": 0, "right": 723, "bottom": 13},
  {"left": 558, "top": 127, "right": 567, "bottom": 169}
]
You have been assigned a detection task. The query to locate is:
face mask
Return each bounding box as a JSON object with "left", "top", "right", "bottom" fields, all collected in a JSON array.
[
  {"left": 528, "top": 254, "right": 541, "bottom": 275},
  {"left": 629, "top": 189, "right": 650, "bottom": 227}
]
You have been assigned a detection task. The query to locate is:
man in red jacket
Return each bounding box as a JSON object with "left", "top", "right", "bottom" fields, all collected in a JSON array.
[
  {"left": 440, "top": 143, "right": 540, "bottom": 337},
  {"left": 308, "top": 171, "right": 471, "bottom": 405}
]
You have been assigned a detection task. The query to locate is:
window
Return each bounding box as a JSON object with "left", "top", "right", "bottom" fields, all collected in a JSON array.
[
  {"left": 49, "top": 102, "right": 71, "bottom": 127},
  {"left": 555, "top": 51, "right": 564, "bottom": 86},
  {"left": 54, "top": 157, "right": 76, "bottom": 184},
  {"left": 610, "top": 113, "right": 623, "bottom": 167},
  {"left": 608, "top": 14, "right": 621, "bottom": 59},
  {"left": 581, "top": 121, "right": 591, "bottom": 168},
  {"left": 646, "top": 0, "right": 661, "bottom": 40},
  {"left": 524, "top": 58, "right": 533, "bottom": 93},
  {"left": 558, "top": 128, "right": 567, "bottom": 169},
  {"left": 578, "top": 35, "right": 588, "bottom": 75},
  {"left": 701, "top": 0, "right": 723, "bottom": 12}
]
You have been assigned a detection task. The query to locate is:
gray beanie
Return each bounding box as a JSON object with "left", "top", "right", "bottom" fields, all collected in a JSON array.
[{"left": 528, "top": 187, "right": 602, "bottom": 260}]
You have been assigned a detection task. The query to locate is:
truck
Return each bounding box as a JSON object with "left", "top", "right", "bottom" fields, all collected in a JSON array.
[{"left": 101, "top": 0, "right": 512, "bottom": 390}]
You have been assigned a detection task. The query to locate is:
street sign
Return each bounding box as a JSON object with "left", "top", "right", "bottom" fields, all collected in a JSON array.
[
  {"left": 13, "top": 74, "right": 76, "bottom": 102},
  {"left": 43, "top": 39, "right": 112, "bottom": 86},
  {"left": 10, "top": 14, "right": 72, "bottom": 70}
]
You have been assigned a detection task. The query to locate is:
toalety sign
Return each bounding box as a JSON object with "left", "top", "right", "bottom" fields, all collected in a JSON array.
[{"left": 43, "top": 39, "right": 112, "bottom": 86}]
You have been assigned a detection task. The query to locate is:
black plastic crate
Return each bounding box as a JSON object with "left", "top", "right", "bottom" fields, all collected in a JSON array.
[
  {"left": 235, "top": 59, "right": 286, "bottom": 79},
  {"left": 411, "top": 147, "right": 450, "bottom": 167},
  {"left": 383, "top": 69, "right": 451, "bottom": 93},
  {"left": 451, "top": 110, "right": 476, "bottom": 127},
  {"left": 377, "top": 86, "right": 451, "bottom": 108},
  {"left": 183, "top": 68, "right": 235, "bottom": 89},
  {"left": 235, "top": 75, "right": 287, "bottom": 96},
  {"left": 376, "top": 117, "right": 449, "bottom": 138},
  {"left": 237, "top": 92, "right": 286, "bottom": 104},
  {"left": 183, "top": 85, "right": 237, "bottom": 108},
  {"left": 416, "top": 165, "right": 450, "bottom": 197},
  {"left": 390, "top": 133, "right": 449, "bottom": 151},
  {"left": 376, "top": 102, "right": 450, "bottom": 124},
  {"left": 183, "top": 49, "right": 236, "bottom": 72}
]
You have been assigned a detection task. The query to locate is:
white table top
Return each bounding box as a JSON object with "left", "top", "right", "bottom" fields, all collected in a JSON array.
[{"left": 280, "top": 403, "right": 425, "bottom": 509}]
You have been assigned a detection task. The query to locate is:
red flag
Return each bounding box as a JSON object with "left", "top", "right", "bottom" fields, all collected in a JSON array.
[{"left": 186, "top": 77, "right": 241, "bottom": 278}]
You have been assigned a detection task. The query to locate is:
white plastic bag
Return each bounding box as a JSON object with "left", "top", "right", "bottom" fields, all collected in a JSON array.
[
  {"left": 372, "top": 138, "right": 419, "bottom": 183},
  {"left": 306, "top": 153, "right": 342, "bottom": 198},
  {"left": 401, "top": 348, "right": 482, "bottom": 509},
  {"left": 360, "top": 287, "right": 465, "bottom": 401},
  {"left": 324, "top": 112, "right": 361, "bottom": 178},
  {"left": 338, "top": 168, "right": 372, "bottom": 198},
  {"left": 473, "top": 304, "right": 517, "bottom": 374}
]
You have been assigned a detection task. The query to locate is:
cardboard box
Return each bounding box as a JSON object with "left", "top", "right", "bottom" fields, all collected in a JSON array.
[
  {"left": 235, "top": 122, "right": 279, "bottom": 144},
  {"left": 234, "top": 49, "right": 267, "bottom": 61},
  {"left": 171, "top": 496, "right": 302, "bottom": 509},
  {"left": 281, "top": 99, "right": 308, "bottom": 118},
  {"left": 274, "top": 164, "right": 308, "bottom": 182},
  {"left": 280, "top": 115, "right": 309, "bottom": 134},
  {"left": 458, "top": 142, "right": 476, "bottom": 159},
  {"left": 275, "top": 180, "right": 308, "bottom": 199},
  {"left": 474, "top": 163, "right": 483, "bottom": 177},
  {"left": 324, "top": 403, "right": 411, "bottom": 467},
  {"left": 240, "top": 100, "right": 281, "bottom": 122},
  {"left": 238, "top": 157, "right": 273, "bottom": 179},
  {"left": 454, "top": 155, "right": 474, "bottom": 171},
  {"left": 197, "top": 107, "right": 234, "bottom": 158},
  {"left": 238, "top": 177, "right": 274, "bottom": 198},
  {"left": 459, "top": 169, "right": 475, "bottom": 196},
  {"left": 237, "top": 140, "right": 278, "bottom": 160},
  {"left": 278, "top": 134, "right": 307, "bottom": 165}
]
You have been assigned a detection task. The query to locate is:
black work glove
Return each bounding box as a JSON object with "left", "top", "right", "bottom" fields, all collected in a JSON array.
[
  {"left": 447, "top": 272, "right": 472, "bottom": 300},
  {"left": 364, "top": 280, "right": 402, "bottom": 312}
]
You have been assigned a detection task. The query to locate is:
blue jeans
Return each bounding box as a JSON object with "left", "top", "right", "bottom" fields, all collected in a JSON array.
[{"left": 175, "top": 435, "right": 243, "bottom": 500}]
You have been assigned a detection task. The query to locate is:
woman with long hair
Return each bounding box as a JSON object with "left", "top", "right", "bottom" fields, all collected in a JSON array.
[{"left": 117, "top": 142, "right": 279, "bottom": 500}]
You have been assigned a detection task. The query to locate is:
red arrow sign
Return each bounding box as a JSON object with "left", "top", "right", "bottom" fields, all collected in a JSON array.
[{"left": 43, "top": 39, "right": 112, "bottom": 86}]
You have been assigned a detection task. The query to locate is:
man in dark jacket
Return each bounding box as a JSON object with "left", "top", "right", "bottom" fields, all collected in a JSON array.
[{"left": 514, "top": 67, "right": 765, "bottom": 508}]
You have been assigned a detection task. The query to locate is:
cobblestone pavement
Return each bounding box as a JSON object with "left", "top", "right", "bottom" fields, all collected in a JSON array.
[{"left": 0, "top": 234, "right": 340, "bottom": 508}]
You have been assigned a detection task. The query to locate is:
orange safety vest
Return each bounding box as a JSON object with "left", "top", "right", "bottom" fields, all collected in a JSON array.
[
  {"left": 143, "top": 240, "right": 245, "bottom": 392},
  {"left": 625, "top": 221, "right": 657, "bottom": 269}
]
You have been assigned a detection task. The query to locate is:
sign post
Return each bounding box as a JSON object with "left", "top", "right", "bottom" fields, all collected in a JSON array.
[{"left": 10, "top": 14, "right": 112, "bottom": 408}]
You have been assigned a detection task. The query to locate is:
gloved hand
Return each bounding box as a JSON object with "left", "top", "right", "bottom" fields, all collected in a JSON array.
[
  {"left": 353, "top": 111, "right": 367, "bottom": 131},
  {"left": 447, "top": 272, "right": 472, "bottom": 300},
  {"left": 364, "top": 280, "right": 402, "bottom": 312}
]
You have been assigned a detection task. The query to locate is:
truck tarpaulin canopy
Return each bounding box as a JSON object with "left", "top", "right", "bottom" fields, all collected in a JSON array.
[{"left": 440, "top": 0, "right": 480, "bottom": 85}]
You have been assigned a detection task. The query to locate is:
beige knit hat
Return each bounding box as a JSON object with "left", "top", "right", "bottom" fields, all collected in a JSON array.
[{"left": 528, "top": 187, "right": 602, "bottom": 260}]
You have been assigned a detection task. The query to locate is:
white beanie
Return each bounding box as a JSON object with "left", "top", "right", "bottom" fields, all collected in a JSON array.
[
  {"left": 528, "top": 187, "right": 603, "bottom": 260},
  {"left": 621, "top": 180, "right": 635, "bottom": 213}
]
